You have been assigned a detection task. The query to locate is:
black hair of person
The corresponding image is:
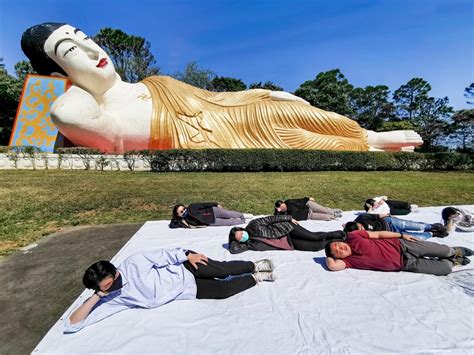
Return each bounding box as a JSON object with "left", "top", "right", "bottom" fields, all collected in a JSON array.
[
  {"left": 343, "top": 221, "right": 359, "bottom": 233},
  {"left": 83, "top": 260, "right": 117, "bottom": 291},
  {"left": 228, "top": 226, "right": 245, "bottom": 244}
]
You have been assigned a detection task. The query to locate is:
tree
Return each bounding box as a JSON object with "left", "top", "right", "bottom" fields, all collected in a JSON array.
[
  {"left": 464, "top": 83, "right": 474, "bottom": 105},
  {"left": 414, "top": 96, "right": 453, "bottom": 151},
  {"left": 294, "top": 69, "right": 354, "bottom": 116},
  {"left": 211, "top": 76, "right": 246, "bottom": 92},
  {"left": 14, "top": 60, "right": 36, "bottom": 83},
  {"left": 393, "top": 78, "right": 431, "bottom": 122},
  {"left": 450, "top": 109, "right": 473, "bottom": 151},
  {"left": 94, "top": 28, "right": 160, "bottom": 83},
  {"left": 349, "top": 85, "right": 395, "bottom": 130},
  {"left": 249, "top": 81, "right": 283, "bottom": 91},
  {"left": 173, "top": 61, "right": 215, "bottom": 90},
  {"left": 0, "top": 59, "right": 23, "bottom": 145},
  {"left": 379, "top": 120, "right": 416, "bottom": 132}
]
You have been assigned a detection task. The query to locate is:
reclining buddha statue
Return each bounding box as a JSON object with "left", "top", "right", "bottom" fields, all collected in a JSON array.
[{"left": 21, "top": 22, "right": 422, "bottom": 153}]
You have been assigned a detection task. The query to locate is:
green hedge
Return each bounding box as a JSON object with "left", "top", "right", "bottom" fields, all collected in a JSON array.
[
  {"left": 1, "top": 146, "right": 472, "bottom": 172},
  {"left": 134, "top": 149, "right": 474, "bottom": 172}
]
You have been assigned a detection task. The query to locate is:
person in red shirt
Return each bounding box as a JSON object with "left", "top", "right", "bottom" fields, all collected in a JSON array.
[{"left": 325, "top": 222, "right": 472, "bottom": 276}]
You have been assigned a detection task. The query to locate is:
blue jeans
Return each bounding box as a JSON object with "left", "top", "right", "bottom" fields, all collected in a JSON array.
[{"left": 385, "top": 217, "right": 432, "bottom": 240}]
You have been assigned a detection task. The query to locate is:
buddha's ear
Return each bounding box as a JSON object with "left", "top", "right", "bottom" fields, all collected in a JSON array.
[{"left": 51, "top": 72, "right": 67, "bottom": 78}]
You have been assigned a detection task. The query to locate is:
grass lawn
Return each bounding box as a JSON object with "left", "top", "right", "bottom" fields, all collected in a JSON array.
[{"left": 1, "top": 170, "right": 473, "bottom": 256}]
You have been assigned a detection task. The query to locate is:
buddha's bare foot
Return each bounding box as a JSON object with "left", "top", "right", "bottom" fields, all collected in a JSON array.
[{"left": 367, "top": 130, "right": 423, "bottom": 151}]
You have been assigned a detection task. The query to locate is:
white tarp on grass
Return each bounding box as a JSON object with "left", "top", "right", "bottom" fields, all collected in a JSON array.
[{"left": 34, "top": 206, "right": 474, "bottom": 354}]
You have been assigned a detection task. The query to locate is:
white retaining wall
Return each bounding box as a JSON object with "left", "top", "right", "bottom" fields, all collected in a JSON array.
[{"left": 0, "top": 153, "right": 150, "bottom": 171}]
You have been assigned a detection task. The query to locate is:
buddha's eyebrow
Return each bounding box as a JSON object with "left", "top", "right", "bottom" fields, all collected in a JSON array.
[{"left": 54, "top": 38, "right": 74, "bottom": 55}]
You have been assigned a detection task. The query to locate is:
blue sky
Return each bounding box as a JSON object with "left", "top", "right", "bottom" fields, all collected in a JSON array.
[{"left": 1, "top": 0, "right": 472, "bottom": 109}]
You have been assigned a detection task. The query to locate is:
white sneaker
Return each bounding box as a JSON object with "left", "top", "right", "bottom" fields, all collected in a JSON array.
[
  {"left": 253, "top": 271, "right": 275, "bottom": 283},
  {"left": 410, "top": 205, "right": 419, "bottom": 212},
  {"left": 254, "top": 259, "right": 274, "bottom": 272},
  {"left": 243, "top": 213, "right": 254, "bottom": 219}
]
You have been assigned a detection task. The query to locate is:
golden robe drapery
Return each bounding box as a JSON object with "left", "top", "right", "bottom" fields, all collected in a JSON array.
[{"left": 141, "top": 76, "right": 368, "bottom": 151}]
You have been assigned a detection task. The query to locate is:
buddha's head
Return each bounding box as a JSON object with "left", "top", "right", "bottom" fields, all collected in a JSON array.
[{"left": 21, "top": 23, "right": 117, "bottom": 96}]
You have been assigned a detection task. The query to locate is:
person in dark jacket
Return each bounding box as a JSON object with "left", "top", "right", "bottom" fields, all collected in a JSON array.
[
  {"left": 274, "top": 197, "right": 342, "bottom": 221},
  {"left": 170, "top": 203, "right": 253, "bottom": 228},
  {"left": 347, "top": 213, "right": 448, "bottom": 240},
  {"left": 228, "top": 215, "right": 346, "bottom": 254}
]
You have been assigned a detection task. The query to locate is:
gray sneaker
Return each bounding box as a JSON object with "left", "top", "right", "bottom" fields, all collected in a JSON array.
[
  {"left": 453, "top": 256, "right": 471, "bottom": 266},
  {"left": 254, "top": 259, "right": 274, "bottom": 272},
  {"left": 453, "top": 247, "right": 473, "bottom": 257},
  {"left": 253, "top": 271, "right": 276, "bottom": 282},
  {"left": 243, "top": 213, "right": 254, "bottom": 219}
]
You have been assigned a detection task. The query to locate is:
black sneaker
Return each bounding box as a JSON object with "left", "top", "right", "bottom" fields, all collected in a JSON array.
[
  {"left": 431, "top": 223, "right": 449, "bottom": 238},
  {"left": 453, "top": 247, "right": 473, "bottom": 257}
]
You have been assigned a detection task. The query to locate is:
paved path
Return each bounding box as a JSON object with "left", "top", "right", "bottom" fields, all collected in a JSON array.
[{"left": 0, "top": 223, "right": 143, "bottom": 355}]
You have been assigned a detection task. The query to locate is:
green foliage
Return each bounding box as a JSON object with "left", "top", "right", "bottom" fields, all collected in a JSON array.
[
  {"left": 94, "top": 28, "right": 160, "bottom": 83},
  {"left": 4, "top": 145, "right": 43, "bottom": 168},
  {"left": 393, "top": 78, "right": 431, "bottom": 122},
  {"left": 465, "top": 83, "right": 474, "bottom": 105},
  {"left": 294, "top": 69, "right": 354, "bottom": 116},
  {"left": 211, "top": 76, "right": 246, "bottom": 92},
  {"left": 130, "top": 149, "right": 473, "bottom": 172},
  {"left": 14, "top": 61, "right": 36, "bottom": 82},
  {"left": 414, "top": 96, "right": 453, "bottom": 151},
  {"left": 249, "top": 81, "right": 284, "bottom": 91},
  {"left": 392, "top": 78, "right": 453, "bottom": 151},
  {"left": 349, "top": 85, "right": 395, "bottom": 130},
  {"left": 379, "top": 120, "right": 415, "bottom": 132},
  {"left": 123, "top": 150, "right": 141, "bottom": 171},
  {"left": 450, "top": 109, "right": 474, "bottom": 152},
  {"left": 0, "top": 61, "right": 22, "bottom": 145},
  {"left": 173, "top": 61, "right": 215, "bottom": 90}
]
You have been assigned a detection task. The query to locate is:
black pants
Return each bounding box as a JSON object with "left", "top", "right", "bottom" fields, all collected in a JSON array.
[
  {"left": 289, "top": 224, "right": 346, "bottom": 251},
  {"left": 183, "top": 258, "right": 256, "bottom": 299},
  {"left": 386, "top": 200, "right": 411, "bottom": 215}
]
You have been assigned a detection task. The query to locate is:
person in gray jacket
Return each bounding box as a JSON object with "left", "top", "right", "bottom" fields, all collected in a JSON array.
[{"left": 228, "top": 215, "right": 346, "bottom": 254}]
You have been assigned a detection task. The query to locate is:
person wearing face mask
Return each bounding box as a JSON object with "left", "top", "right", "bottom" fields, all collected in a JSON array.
[
  {"left": 228, "top": 215, "right": 346, "bottom": 254},
  {"left": 169, "top": 203, "right": 253, "bottom": 228},
  {"left": 65, "top": 248, "right": 275, "bottom": 333},
  {"left": 21, "top": 22, "right": 423, "bottom": 153}
]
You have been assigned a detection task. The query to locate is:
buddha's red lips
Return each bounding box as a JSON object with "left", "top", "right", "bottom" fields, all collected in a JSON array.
[{"left": 96, "top": 58, "right": 108, "bottom": 68}]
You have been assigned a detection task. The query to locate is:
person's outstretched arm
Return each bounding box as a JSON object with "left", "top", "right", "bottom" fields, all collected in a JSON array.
[
  {"left": 64, "top": 293, "right": 130, "bottom": 333},
  {"left": 367, "top": 231, "right": 418, "bottom": 241}
]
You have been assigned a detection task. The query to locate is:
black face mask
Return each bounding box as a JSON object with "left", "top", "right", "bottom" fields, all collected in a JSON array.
[{"left": 105, "top": 273, "right": 123, "bottom": 293}]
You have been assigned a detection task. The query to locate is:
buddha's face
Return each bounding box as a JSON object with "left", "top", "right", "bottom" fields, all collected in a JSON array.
[{"left": 44, "top": 24, "right": 116, "bottom": 96}]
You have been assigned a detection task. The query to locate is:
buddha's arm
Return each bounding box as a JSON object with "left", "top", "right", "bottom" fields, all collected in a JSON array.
[
  {"left": 269, "top": 91, "right": 309, "bottom": 105},
  {"left": 50, "top": 86, "right": 102, "bottom": 127}
]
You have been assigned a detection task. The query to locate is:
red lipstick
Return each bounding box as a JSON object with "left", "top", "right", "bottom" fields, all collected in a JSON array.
[{"left": 96, "top": 58, "right": 108, "bottom": 68}]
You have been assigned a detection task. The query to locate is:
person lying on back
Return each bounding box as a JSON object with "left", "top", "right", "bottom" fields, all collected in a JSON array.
[{"left": 325, "top": 222, "right": 471, "bottom": 276}]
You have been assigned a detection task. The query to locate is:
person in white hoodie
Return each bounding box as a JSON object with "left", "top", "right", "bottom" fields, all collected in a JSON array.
[
  {"left": 442, "top": 207, "right": 474, "bottom": 232},
  {"left": 364, "top": 196, "right": 419, "bottom": 216}
]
